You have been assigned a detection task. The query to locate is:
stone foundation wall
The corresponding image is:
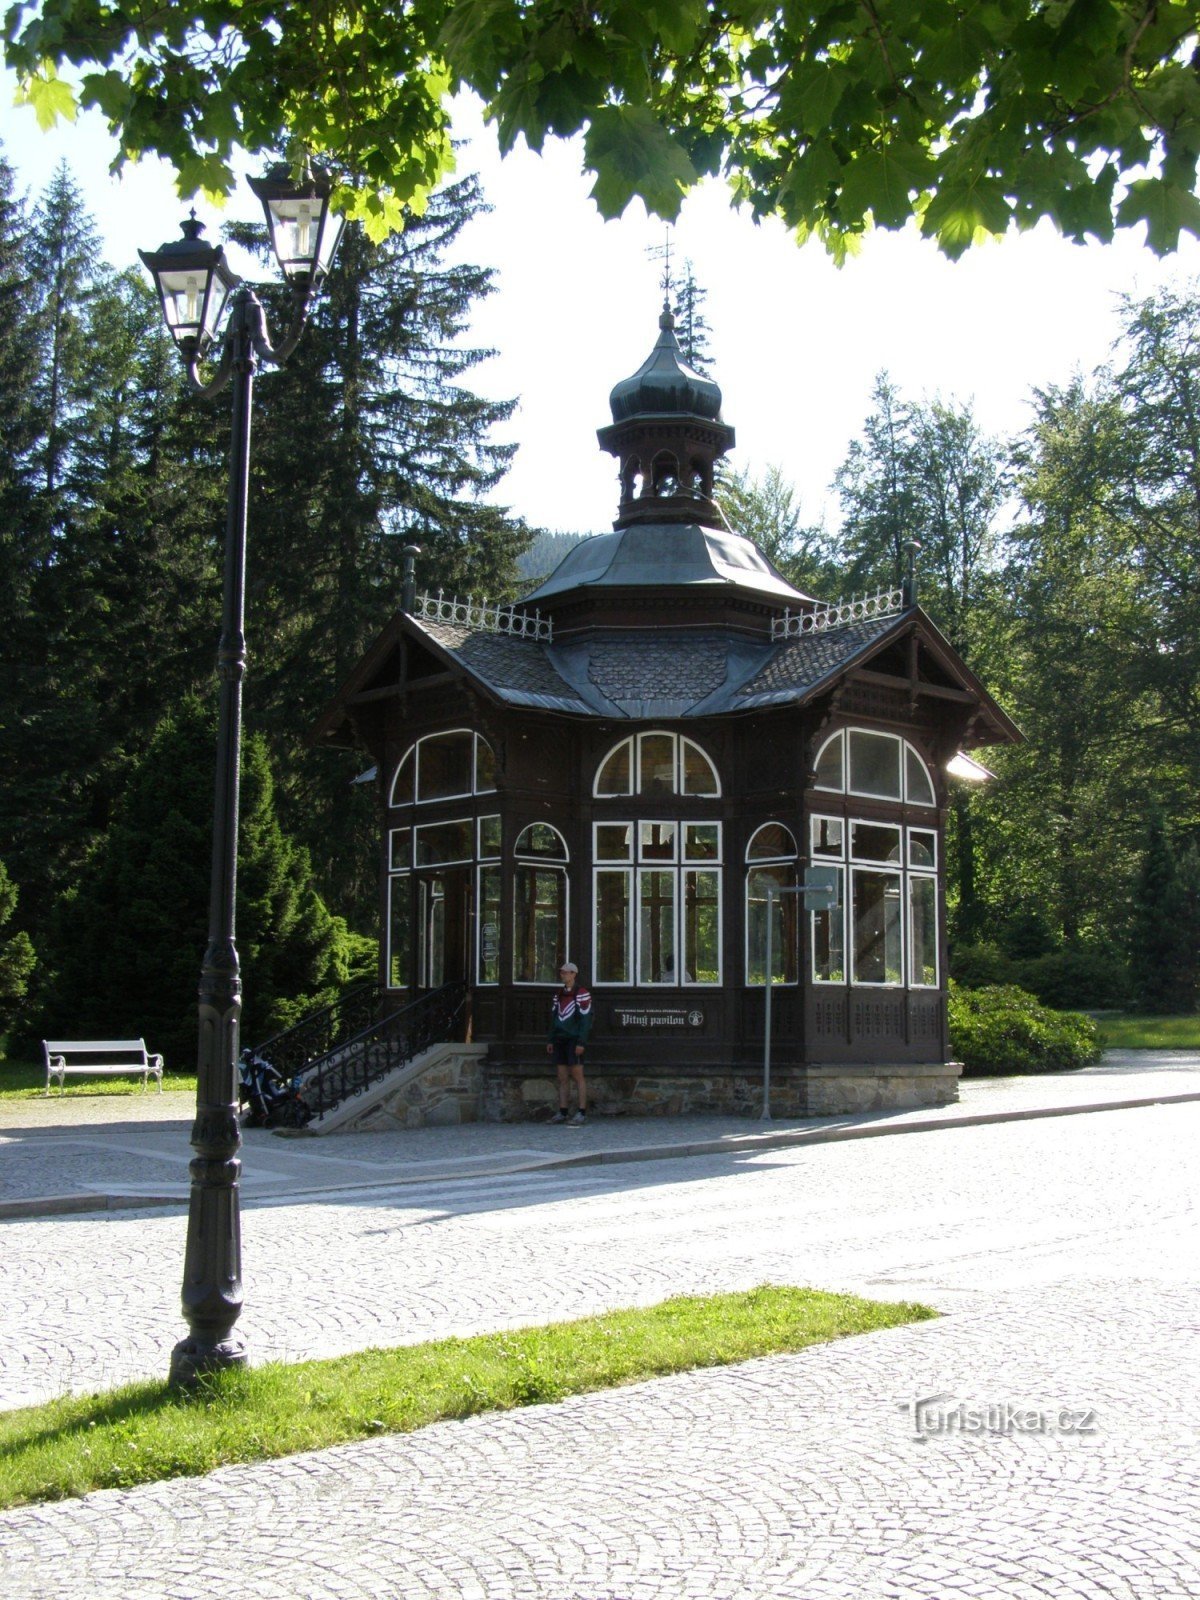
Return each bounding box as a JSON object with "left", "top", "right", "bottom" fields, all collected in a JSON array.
[
  {"left": 309, "top": 1043, "right": 488, "bottom": 1134},
  {"left": 481, "top": 1059, "right": 960, "bottom": 1122}
]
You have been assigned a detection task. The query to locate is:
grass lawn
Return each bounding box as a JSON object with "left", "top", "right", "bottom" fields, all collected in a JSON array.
[
  {"left": 1095, "top": 1014, "right": 1200, "bottom": 1051},
  {"left": 0, "top": 1286, "right": 935, "bottom": 1510},
  {"left": 0, "top": 1058, "right": 197, "bottom": 1101}
]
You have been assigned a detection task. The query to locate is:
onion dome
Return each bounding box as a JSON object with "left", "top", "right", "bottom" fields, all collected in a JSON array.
[{"left": 608, "top": 303, "right": 724, "bottom": 423}]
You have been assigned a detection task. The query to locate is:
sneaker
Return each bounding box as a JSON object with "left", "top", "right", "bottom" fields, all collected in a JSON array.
[
  {"left": 567, "top": 1110, "right": 587, "bottom": 1126},
  {"left": 549, "top": 1109, "right": 569, "bottom": 1124}
]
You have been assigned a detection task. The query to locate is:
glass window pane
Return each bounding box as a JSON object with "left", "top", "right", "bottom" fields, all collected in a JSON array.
[
  {"left": 814, "top": 733, "right": 843, "bottom": 792},
  {"left": 515, "top": 823, "right": 567, "bottom": 860},
  {"left": 596, "top": 739, "right": 632, "bottom": 796},
  {"left": 684, "top": 823, "right": 720, "bottom": 861},
  {"left": 387, "top": 875, "right": 411, "bottom": 988},
  {"left": 848, "top": 730, "right": 901, "bottom": 799},
  {"left": 849, "top": 821, "right": 903, "bottom": 863},
  {"left": 638, "top": 869, "right": 677, "bottom": 983},
  {"left": 681, "top": 738, "right": 719, "bottom": 796},
  {"left": 475, "top": 736, "right": 497, "bottom": 793},
  {"left": 684, "top": 869, "right": 721, "bottom": 984},
  {"left": 909, "top": 828, "right": 937, "bottom": 870},
  {"left": 909, "top": 875, "right": 938, "bottom": 987},
  {"left": 477, "top": 865, "right": 501, "bottom": 984},
  {"left": 513, "top": 866, "right": 565, "bottom": 983},
  {"left": 811, "top": 867, "right": 845, "bottom": 983},
  {"left": 746, "top": 864, "right": 798, "bottom": 985},
  {"left": 639, "top": 820, "right": 677, "bottom": 861},
  {"left": 478, "top": 815, "right": 502, "bottom": 859},
  {"left": 747, "top": 822, "right": 797, "bottom": 861},
  {"left": 595, "top": 823, "right": 633, "bottom": 861},
  {"left": 906, "top": 745, "right": 936, "bottom": 806},
  {"left": 414, "top": 819, "right": 473, "bottom": 866},
  {"left": 638, "top": 733, "right": 676, "bottom": 796},
  {"left": 595, "top": 869, "right": 631, "bottom": 984},
  {"left": 417, "top": 731, "right": 474, "bottom": 801},
  {"left": 390, "top": 748, "right": 414, "bottom": 807},
  {"left": 852, "top": 869, "right": 903, "bottom": 984},
  {"left": 388, "top": 828, "right": 410, "bottom": 871},
  {"left": 811, "top": 816, "right": 843, "bottom": 858}
]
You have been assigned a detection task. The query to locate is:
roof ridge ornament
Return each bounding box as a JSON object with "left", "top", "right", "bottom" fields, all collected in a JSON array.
[
  {"left": 771, "top": 587, "right": 906, "bottom": 640},
  {"left": 414, "top": 589, "right": 552, "bottom": 642}
]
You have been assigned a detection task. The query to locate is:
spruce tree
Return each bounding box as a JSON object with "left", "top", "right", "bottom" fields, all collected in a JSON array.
[
  {"left": 672, "top": 260, "right": 714, "bottom": 374},
  {"left": 0, "top": 858, "right": 36, "bottom": 1044},
  {"left": 28, "top": 160, "right": 99, "bottom": 512},
  {"left": 34, "top": 700, "right": 352, "bottom": 1066},
  {"left": 226, "top": 173, "right": 530, "bottom": 913}
]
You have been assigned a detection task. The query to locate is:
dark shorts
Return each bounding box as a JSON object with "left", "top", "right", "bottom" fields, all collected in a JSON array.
[{"left": 550, "top": 1037, "right": 582, "bottom": 1067}]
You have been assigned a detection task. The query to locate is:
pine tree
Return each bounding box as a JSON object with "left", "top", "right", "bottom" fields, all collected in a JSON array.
[
  {"left": 226, "top": 173, "right": 530, "bottom": 913},
  {"left": 33, "top": 700, "right": 352, "bottom": 1066}
]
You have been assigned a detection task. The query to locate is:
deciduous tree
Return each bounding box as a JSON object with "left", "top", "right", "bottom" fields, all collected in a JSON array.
[{"left": 8, "top": 2, "right": 1199, "bottom": 256}]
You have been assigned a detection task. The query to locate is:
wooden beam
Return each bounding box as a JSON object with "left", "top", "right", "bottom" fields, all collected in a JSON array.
[
  {"left": 350, "top": 670, "right": 458, "bottom": 705},
  {"left": 849, "top": 667, "right": 975, "bottom": 704}
]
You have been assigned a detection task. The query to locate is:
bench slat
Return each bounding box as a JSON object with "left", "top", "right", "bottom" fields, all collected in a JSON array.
[{"left": 44, "top": 1040, "right": 149, "bottom": 1053}]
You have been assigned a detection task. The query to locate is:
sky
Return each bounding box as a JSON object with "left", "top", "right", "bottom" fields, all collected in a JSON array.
[{"left": 3, "top": 81, "right": 1199, "bottom": 538}]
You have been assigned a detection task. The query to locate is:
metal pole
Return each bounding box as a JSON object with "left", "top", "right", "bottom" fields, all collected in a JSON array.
[
  {"left": 170, "top": 291, "right": 256, "bottom": 1385},
  {"left": 762, "top": 885, "right": 774, "bottom": 1120}
]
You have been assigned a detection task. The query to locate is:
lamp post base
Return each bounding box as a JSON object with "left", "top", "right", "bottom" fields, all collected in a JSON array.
[{"left": 169, "top": 1335, "right": 249, "bottom": 1388}]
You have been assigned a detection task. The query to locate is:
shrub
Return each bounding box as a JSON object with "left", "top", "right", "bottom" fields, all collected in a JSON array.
[
  {"left": 948, "top": 983, "right": 1102, "bottom": 1076},
  {"left": 949, "top": 942, "right": 1018, "bottom": 989},
  {"left": 1013, "top": 948, "right": 1133, "bottom": 1011}
]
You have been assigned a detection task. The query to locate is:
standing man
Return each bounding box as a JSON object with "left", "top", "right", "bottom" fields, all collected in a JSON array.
[{"left": 548, "top": 962, "right": 592, "bottom": 1125}]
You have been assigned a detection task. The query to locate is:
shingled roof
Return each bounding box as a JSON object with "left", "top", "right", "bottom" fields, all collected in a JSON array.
[{"left": 407, "top": 613, "right": 907, "bottom": 719}]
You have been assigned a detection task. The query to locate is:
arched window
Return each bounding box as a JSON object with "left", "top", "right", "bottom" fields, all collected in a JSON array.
[
  {"left": 513, "top": 824, "right": 568, "bottom": 985},
  {"left": 389, "top": 731, "right": 497, "bottom": 808},
  {"left": 812, "top": 729, "right": 936, "bottom": 806},
  {"left": 808, "top": 728, "right": 941, "bottom": 990},
  {"left": 592, "top": 733, "right": 722, "bottom": 987},
  {"left": 745, "top": 824, "right": 799, "bottom": 986},
  {"left": 593, "top": 732, "right": 720, "bottom": 798}
]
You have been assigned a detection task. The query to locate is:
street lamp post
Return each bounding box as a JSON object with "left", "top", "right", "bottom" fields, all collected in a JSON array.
[{"left": 140, "top": 167, "right": 343, "bottom": 1385}]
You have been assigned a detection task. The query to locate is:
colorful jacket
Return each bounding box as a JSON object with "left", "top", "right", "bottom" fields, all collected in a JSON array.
[{"left": 548, "top": 984, "right": 593, "bottom": 1046}]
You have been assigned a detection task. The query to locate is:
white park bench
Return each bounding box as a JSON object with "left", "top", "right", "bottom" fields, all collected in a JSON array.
[{"left": 42, "top": 1039, "right": 165, "bottom": 1094}]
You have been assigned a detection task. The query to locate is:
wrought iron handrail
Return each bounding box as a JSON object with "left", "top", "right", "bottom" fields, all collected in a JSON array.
[
  {"left": 248, "top": 981, "right": 383, "bottom": 1085},
  {"left": 295, "top": 981, "right": 469, "bottom": 1123},
  {"left": 414, "top": 588, "right": 552, "bottom": 641}
]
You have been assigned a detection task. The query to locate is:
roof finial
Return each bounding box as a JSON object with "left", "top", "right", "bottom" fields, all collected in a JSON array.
[{"left": 647, "top": 228, "right": 675, "bottom": 310}]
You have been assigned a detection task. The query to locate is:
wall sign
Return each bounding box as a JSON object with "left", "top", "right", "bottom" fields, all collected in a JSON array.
[{"left": 614, "top": 1008, "right": 705, "bottom": 1029}]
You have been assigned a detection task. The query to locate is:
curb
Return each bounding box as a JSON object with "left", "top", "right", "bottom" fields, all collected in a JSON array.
[{"left": 4, "top": 1090, "right": 1199, "bottom": 1221}]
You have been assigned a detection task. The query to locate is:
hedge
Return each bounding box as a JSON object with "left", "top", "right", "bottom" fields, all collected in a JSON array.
[{"left": 948, "top": 983, "right": 1102, "bottom": 1075}]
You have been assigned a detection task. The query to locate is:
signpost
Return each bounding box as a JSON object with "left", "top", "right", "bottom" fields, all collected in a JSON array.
[{"left": 762, "top": 869, "right": 841, "bottom": 1119}]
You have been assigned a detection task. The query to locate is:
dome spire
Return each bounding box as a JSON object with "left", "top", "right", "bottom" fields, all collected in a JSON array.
[{"left": 597, "top": 302, "right": 736, "bottom": 531}]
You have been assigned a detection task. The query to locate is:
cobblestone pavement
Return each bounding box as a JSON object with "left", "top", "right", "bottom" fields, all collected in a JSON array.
[
  {"left": 2, "top": 1093, "right": 1198, "bottom": 1598},
  {"left": 3, "top": 1050, "right": 1199, "bottom": 1213}
]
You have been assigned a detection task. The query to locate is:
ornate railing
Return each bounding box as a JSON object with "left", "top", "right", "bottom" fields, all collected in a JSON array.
[
  {"left": 414, "top": 589, "right": 552, "bottom": 641},
  {"left": 248, "top": 982, "right": 383, "bottom": 1085},
  {"left": 295, "top": 981, "right": 469, "bottom": 1123},
  {"left": 771, "top": 587, "right": 905, "bottom": 640}
]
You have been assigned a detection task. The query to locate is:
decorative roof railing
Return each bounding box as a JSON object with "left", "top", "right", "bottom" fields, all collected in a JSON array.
[
  {"left": 770, "top": 587, "right": 906, "bottom": 641},
  {"left": 414, "top": 589, "right": 553, "bottom": 642}
]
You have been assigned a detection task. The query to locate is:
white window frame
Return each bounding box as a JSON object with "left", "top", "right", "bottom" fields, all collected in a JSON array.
[
  {"left": 744, "top": 824, "right": 799, "bottom": 987},
  {"left": 511, "top": 860, "right": 570, "bottom": 987},
  {"left": 848, "top": 819, "right": 904, "bottom": 866},
  {"left": 849, "top": 865, "right": 905, "bottom": 988},
  {"left": 389, "top": 729, "right": 497, "bottom": 808},
  {"left": 812, "top": 728, "right": 938, "bottom": 807},
  {"left": 593, "top": 820, "right": 634, "bottom": 862},
  {"left": 908, "top": 827, "right": 938, "bottom": 870},
  {"left": 682, "top": 865, "right": 723, "bottom": 987},
  {"left": 413, "top": 816, "right": 475, "bottom": 869},
  {"left": 636, "top": 865, "right": 679, "bottom": 987},
  {"left": 907, "top": 872, "right": 939, "bottom": 988},
  {"left": 385, "top": 872, "right": 411, "bottom": 990},
  {"left": 593, "top": 865, "right": 634, "bottom": 986},
  {"left": 388, "top": 827, "right": 411, "bottom": 872},
  {"left": 594, "top": 731, "right": 721, "bottom": 799},
  {"left": 513, "top": 822, "right": 569, "bottom": 862},
  {"left": 475, "top": 862, "right": 502, "bottom": 987},
  {"left": 810, "top": 864, "right": 846, "bottom": 986}
]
